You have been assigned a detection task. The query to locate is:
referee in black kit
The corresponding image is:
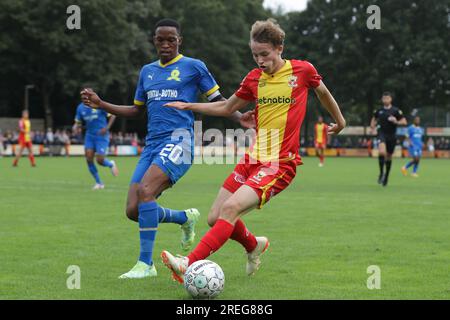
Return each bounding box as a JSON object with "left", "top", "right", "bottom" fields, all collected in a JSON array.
[{"left": 370, "top": 92, "right": 407, "bottom": 186}]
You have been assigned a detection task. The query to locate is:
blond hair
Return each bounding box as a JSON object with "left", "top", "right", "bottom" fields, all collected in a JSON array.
[{"left": 250, "top": 18, "right": 285, "bottom": 47}]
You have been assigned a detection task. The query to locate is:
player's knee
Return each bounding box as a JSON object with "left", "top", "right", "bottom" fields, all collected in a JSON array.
[
  {"left": 207, "top": 210, "right": 219, "bottom": 227},
  {"left": 96, "top": 157, "right": 104, "bottom": 165},
  {"left": 137, "top": 183, "right": 157, "bottom": 202},
  {"left": 219, "top": 200, "right": 241, "bottom": 222}
]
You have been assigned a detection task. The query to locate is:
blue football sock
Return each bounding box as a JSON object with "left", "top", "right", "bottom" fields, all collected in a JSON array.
[
  {"left": 138, "top": 201, "right": 159, "bottom": 266},
  {"left": 405, "top": 161, "right": 414, "bottom": 169},
  {"left": 87, "top": 162, "right": 102, "bottom": 184},
  {"left": 413, "top": 162, "right": 419, "bottom": 173},
  {"left": 100, "top": 158, "right": 114, "bottom": 168},
  {"left": 157, "top": 206, "right": 188, "bottom": 225}
]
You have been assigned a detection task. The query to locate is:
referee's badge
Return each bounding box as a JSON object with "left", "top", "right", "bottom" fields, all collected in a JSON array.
[{"left": 287, "top": 75, "right": 298, "bottom": 88}]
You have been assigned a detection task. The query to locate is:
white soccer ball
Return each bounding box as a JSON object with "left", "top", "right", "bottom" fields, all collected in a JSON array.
[{"left": 184, "top": 260, "right": 225, "bottom": 299}]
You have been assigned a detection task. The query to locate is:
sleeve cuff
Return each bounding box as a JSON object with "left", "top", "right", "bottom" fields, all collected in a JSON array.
[
  {"left": 234, "top": 91, "right": 254, "bottom": 101},
  {"left": 204, "top": 85, "right": 220, "bottom": 97},
  {"left": 134, "top": 99, "right": 145, "bottom": 106}
]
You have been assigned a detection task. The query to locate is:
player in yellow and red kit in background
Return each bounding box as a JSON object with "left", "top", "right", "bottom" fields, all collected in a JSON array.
[
  {"left": 13, "top": 110, "right": 36, "bottom": 167},
  {"left": 314, "top": 116, "right": 328, "bottom": 167}
]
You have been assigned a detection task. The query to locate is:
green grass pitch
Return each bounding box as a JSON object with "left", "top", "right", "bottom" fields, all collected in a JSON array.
[{"left": 1, "top": 156, "right": 449, "bottom": 299}]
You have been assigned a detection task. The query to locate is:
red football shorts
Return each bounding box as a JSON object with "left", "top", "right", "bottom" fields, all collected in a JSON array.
[
  {"left": 223, "top": 153, "right": 297, "bottom": 209},
  {"left": 315, "top": 142, "right": 326, "bottom": 149},
  {"left": 19, "top": 138, "right": 32, "bottom": 149}
]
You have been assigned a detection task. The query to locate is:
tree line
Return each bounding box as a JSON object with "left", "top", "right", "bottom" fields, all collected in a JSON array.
[{"left": 0, "top": 0, "right": 448, "bottom": 135}]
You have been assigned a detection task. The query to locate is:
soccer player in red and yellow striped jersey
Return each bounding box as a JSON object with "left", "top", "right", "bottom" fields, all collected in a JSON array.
[
  {"left": 13, "top": 110, "right": 36, "bottom": 167},
  {"left": 161, "top": 19, "right": 346, "bottom": 283},
  {"left": 314, "top": 116, "right": 328, "bottom": 167}
]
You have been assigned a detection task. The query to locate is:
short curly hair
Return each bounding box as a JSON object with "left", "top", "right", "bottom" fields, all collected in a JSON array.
[{"left": 250, "top": 18, "right": 285, "bottom": 47}]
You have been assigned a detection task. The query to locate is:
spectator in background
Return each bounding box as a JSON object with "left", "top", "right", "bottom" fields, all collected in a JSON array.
[
  {"left": 436, "top": 137, "right": 444, "bottom": 150},
  {"left": 61, "top": 130, "right": 71, "bottom": 156},
  {"left": 361, "top": 137, "right": 368, "bottom": 148},
  {"left": 5, "top": 130, "right": 13, "bottom": 145},
  {"left": 34, "top": 131, "right": 45, "bottom": 145},
  {"left": 345, "top": 137, "right": 353, "bottom": 148},
  {"left": 123, "top": 133, "right": 132, "bottom": 145},
  {"left": 131, "top": 133, "right": 139, "bottom": 147},
  {"left": 45, "top": 128, "right": 54, "bottom": 145},
  {"left": 367, "top": 138, "right": 373, "bottom": 157},
  {"left": 307, "top": 136, "right": 314, "bottom": 148},
  {"left": 427, "top": 137, "right": 435, "bottom": 152},
  {"left": 12, "top": 130, "right": 18, "bottom": 144},
  {"left": 54, "top": 129, "right": 63, "bottom": 145},
  {"left": 0, "top": 129, "right": 4, "bottom": 156},
  {"left": 116, "top": 131, "right": 124, "bottom": 145},
  {"left": 45, "top": 127, "right": 55, "bottom": 156},
  {"left": 71, "top": 127, "right": 83, "bottom": 144},
  {"left": 332, "top": 136, "right": 341, "bottom": 148}
]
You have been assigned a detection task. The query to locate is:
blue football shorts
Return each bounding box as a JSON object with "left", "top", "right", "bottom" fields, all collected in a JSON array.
[
  {"left": 408, "top": 145, "right": 422, "bottom": 158},
  {"left": 85, "top": 133, "right": 110, "bottom": 156},
  {"left": 130, "top": 136, "right": 193, "bottom": 185}
]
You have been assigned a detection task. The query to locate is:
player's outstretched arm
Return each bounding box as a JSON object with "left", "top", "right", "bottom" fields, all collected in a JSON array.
[
  {"left": 165, "top": 94, "right": 249, "bottom": 117},
  {"left": 213, "top": 96, "right": 255, "bottom": 129},
  {"left": 99, "top": 115, "right": 117, "bottom": 136},
  {"left": 72, "top": 121, "right": 80, "bottom": 134},
  {"left": 369, "top": 117, "right": 377, "bottom": 135},
  {"left": 397, "top": 117, "right": 407, "bottom": 126},
  {"left": 388, "top": 115, "right": 407, "bottom": 126},
  {"left": 313, "top": 81, "right": 346, "bottom": 135},
  {"left": 107, "top": 115, "right": 116, "bottom": 130},
  {"left": 18, "top": 120, "right": 25, "bottom": 133},
  {"left": 80, "top": 88, "right": 144, "bottom": 119}
]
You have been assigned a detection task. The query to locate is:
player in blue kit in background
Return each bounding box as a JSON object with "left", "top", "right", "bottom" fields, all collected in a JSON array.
[
  {"left": 80, "top": 19, "right": 255, "bottom": 279},
  {"left": 73, "top": 101, "right": 119, "bottom": 190},
  {"left": 402, "top": 116, "right": 424, "bottom": 178}
]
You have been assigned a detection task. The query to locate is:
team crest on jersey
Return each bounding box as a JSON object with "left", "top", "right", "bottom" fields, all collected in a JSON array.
[
  {"left": 251, "top": 170, "right": 267, "bottom": 183},
  {"left": 167, "top": 68, "right": 181, "bottom": 81},
  {"left": 287, "top": 75, "right": 298, "bottom": 88},
  {"left": 258, "top": 79, "right": 267, "bottom": 88},
  {"left": 233, "top": 172, "right": 246, "bottom": 184}
]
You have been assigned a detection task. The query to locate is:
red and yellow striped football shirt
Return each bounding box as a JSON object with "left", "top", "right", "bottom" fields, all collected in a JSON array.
[
  {"left": 314, "top": 123, "right": 328, "bottom": 145},
  {"left": 19, "top": 118, "right": 31, "bottom": 143},
  {"left": 235, "top": 59, "right": 322, "bottom": 163}
]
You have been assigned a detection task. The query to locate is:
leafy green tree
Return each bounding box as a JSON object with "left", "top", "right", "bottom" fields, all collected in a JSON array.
[
  {"left": 0, "top": 0, "right": 161, "bottom": 128},
  {"left": 281, "top": 0, "right": 450, "bottom": 128}
]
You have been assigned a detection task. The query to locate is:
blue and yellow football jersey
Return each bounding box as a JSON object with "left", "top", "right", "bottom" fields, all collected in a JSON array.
[
  {"left": 134, "top": 54, "right": 219, "bottom": 141},
  {"left": 408, "top": 125, "right": 424, "bottom": 148},
  {"left": 75, "top": 103, "right": 110, "bottom": 137}
]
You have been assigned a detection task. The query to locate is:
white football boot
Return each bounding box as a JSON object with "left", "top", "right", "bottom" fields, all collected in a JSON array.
[
  {"left": 161, "top": 250, "right": 189, "bottom": 284},
  {"left": 246, "top": 236, "right": 270, "bottom": 276},
  {"left": 180, "top": 208, "right": 200, "bottom": 251},
  {"left": 92, "top": 183, "right": 105, "bottom": 190},
  {"left": 118, "top": 261, "right": 157, "bottom": 279},
  {"left": 110, "top": 160, "right": 119, "bottom": 177}
]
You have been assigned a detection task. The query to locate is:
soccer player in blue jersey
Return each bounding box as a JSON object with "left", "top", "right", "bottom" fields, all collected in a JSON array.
[
  {"left": 402, "top": 116, "right": 424, "bottom": 178},
  {"left": 72, "top": 101, "right": 119, "bottom": 189},
  {"left": 80, "top": 19, "right": 255, "bottom": 279}
]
